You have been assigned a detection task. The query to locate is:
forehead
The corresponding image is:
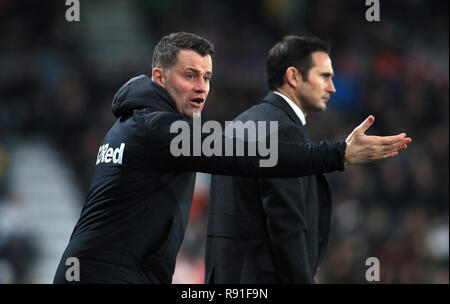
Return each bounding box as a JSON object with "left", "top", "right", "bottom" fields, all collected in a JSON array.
[
  {"left": 311, "top": 51, "right": 333, "bottom": 71},
  {"left": 172, "top": 49, "right": 212, "bottom": 73}
]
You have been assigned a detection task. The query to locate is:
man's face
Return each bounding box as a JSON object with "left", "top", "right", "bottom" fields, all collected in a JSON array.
[
  {"left": 296, "top": 51, "right": 336, "bottom": 113},
  {"left": 161, "top": 49, "right": 212, "bottom": 118}
]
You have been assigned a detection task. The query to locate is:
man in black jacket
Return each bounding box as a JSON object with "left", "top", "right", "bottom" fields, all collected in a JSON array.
[
  {"left": 205, "top": 36, "right": 408, "bottom": 283},
  {"left": 54, "top": 32, "right": 410, "bottom": 283}
]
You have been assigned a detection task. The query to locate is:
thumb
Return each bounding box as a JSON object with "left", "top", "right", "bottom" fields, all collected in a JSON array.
[{"left": 354, "top": 115, "right": 375, "bottom": 134}]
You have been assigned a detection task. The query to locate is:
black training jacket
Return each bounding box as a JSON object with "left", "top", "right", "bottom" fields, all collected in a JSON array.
[{"left": 53, "top": 75, "right": 345, "bottom": 283}]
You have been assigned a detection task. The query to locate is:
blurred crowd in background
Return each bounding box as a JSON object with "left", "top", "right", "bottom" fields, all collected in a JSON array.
[{"left": 0, "top": 0, "right": 448, "bottom": 283}]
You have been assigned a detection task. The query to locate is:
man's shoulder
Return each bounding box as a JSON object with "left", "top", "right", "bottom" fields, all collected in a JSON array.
[
  {"left": 138, "top": 110, "right": 186, "bottom": 129},
  {"left": 235, "top": 100, "right": 299, "bottom": 130},
  {"left": 235, "top": 100, "right": 285, "bottom": 122},
  {"left": 234, "top": 102, "right": 306, "bottom": 142}
]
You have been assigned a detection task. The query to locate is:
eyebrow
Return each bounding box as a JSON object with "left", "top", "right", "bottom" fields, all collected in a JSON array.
[
  {"left": 321, "top": 72, "right": 334, "bottom": 77},
  {"left": 185, "top": 67, "right": 213, "bottom": 76}
]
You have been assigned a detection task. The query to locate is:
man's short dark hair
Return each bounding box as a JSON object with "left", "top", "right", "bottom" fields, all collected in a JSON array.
[
  {"left": 266, "top": 36, "right": 330, "bottom": 90},
  {"left": 152, "top": 32, "right": 214, "bottom": 70}
]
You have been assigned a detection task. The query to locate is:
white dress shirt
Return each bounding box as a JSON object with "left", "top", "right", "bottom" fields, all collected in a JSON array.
[{"left": 273, "top": 91, "right": 306, "bottom": 126}]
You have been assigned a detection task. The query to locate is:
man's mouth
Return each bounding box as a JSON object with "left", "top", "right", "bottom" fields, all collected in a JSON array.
[{"left": 189, "top": 98, "right": 205, "bottom": 107}]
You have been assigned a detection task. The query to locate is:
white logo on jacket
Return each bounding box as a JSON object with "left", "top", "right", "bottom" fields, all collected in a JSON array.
[{"left": 96, "top": 143, "right": 125, "bottom": 165}]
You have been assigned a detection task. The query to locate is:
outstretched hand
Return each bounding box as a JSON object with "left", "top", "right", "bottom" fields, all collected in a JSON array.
[{"left": 344, "top": 115, "right": 412, "bottom": 165}]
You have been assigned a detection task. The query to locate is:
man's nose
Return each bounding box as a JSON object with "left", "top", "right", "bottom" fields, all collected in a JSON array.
[
  {"left": 194, "top": 78, "right": 208, "bottom": 92},
  {"left": 327, "top": 80, "right": 336, "bottom": 94}
]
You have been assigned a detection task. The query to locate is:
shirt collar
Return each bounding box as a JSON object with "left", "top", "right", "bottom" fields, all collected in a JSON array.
[{"left": 273, "top": 91, "right": 306, "bottom": 126}]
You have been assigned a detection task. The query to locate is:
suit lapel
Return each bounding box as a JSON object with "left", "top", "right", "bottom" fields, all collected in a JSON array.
[
  {"left": 261, "top": 92, "right": 303, "bottom": 126},
  {"left": 262, "top": 92, "right": 313, "bottom": 144}
]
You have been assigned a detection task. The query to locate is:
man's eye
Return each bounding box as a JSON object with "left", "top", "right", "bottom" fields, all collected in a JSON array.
[
  {"left": 187, "top": 75, "right": 194, "bottom": 79},
  {"left": 204, "top": 77, "right": 211, "bottom": 82}
]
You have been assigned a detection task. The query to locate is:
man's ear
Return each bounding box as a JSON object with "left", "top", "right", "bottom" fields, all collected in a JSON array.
[
  {"left": 152, "top": 67, "right": 166, "bottom": 87},
  {"left": 284, "top": 67, "right": 302, "bottom": 88}
]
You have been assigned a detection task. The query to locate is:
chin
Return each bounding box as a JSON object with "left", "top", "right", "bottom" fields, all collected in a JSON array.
[
  {"left": 312, "top": 105, "right": 326, "bottom": 112},
  {"left": 318, "top": 102, "right": 327, "bottom": 111}
]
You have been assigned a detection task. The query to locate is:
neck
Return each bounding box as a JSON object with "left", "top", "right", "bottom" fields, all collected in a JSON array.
[{"left": 276, "top": 87, "right": 307, "bottom": 117}]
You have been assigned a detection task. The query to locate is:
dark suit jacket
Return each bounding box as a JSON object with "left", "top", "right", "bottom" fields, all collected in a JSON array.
[{"left": 205, "top": 92, "right": 333, "bottom": 283}]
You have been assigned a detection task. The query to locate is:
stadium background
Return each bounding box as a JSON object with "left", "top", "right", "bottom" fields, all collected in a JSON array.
[{"left": 0, "top": 0, "right": 448, "bottom": 283}]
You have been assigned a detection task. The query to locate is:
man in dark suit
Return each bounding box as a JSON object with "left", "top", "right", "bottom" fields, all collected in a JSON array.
[{"left": 205, "top": 36, "right": 392, "bottom": 283}]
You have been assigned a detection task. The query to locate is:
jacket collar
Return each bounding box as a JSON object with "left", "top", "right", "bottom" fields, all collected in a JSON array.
[{"left": 261, "top": 92, "right": 303, "bottom": 126}]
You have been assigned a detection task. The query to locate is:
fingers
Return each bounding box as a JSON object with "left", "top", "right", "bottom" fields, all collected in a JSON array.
[
  {"left": 393, "top": 143, "right": 408, "bottom": 152},
  {"left": 370, "top": 142, "right": 408, "bottom": 164},
  {"left": 368, "top": 134, "right": 412, "bottom": 145},
  {"left": 384, "top": 151, "right": 398, "bottom": 159},
  {"left": 398, "top": 144, "right": 408, "bottom": 150},
  {"left": 354, "top": 115, "right": 375, "bottom": 134},
  {"left": 375, "top": 149, "right": 400, "bottom": 161},
  {"left": 378, "top": 141, "right": 407, "bottom": 153},
  {"left": 386, "top": 151, "right": 399, "bottom": 158}
]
